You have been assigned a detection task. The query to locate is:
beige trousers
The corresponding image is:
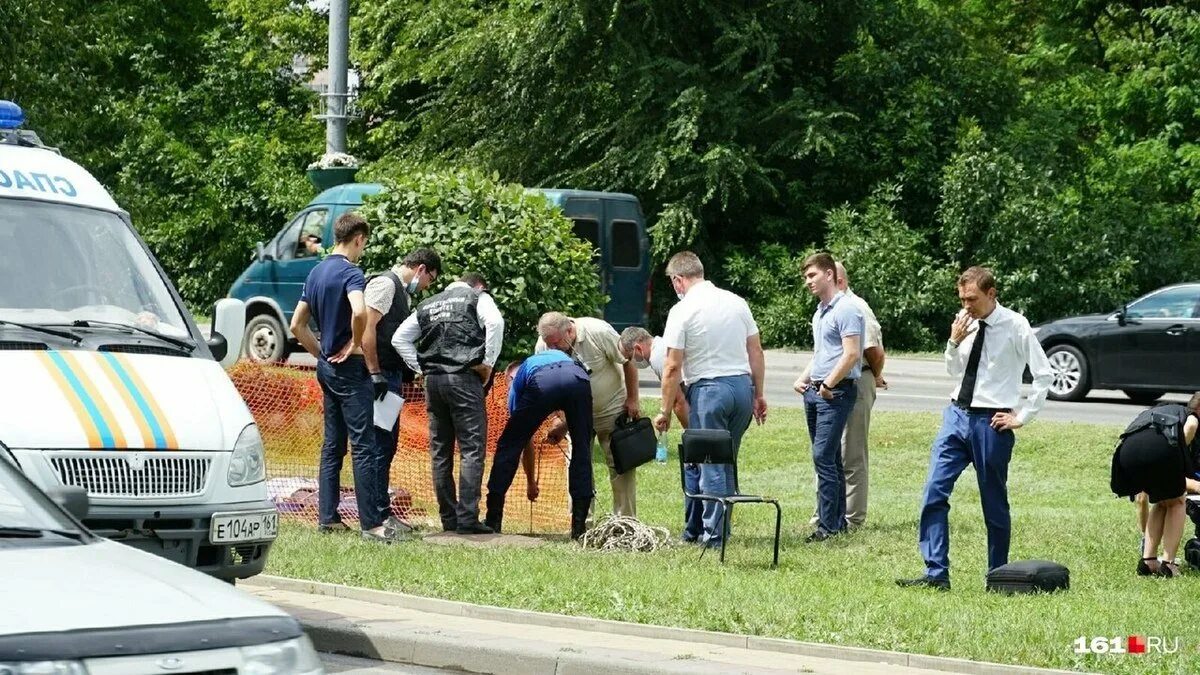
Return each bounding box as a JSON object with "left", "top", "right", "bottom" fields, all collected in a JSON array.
[{"left": 594, "top": 410, "right": 637, "bottom": 518}]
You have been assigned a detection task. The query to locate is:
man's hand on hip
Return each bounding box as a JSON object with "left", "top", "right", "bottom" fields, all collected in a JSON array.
[
  {"left": 472, "top": 364, "right": 493, "bottom": 383},
  {"left": 990, "top": 411, "right": 1023, "bottom": 431}
]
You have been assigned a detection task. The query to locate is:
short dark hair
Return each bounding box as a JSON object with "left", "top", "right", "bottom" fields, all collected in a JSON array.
[
  {"left": 957, "top": 266, "right": 997, "bottom": 293},
  {"left": 1188, "top": 392, "right": 1200, "bottom": 415},
  {"left": 802, "top": 252, "right": 838, "bottom": 282},
  {"left": 460, "top": 272, "right": 487, "bottom": 289},
  {"left": 402, "top": 248, "right": 442, "bottom": 274},
  {"left": 333, "top": 213, "right": 370, "bottom": 243}
]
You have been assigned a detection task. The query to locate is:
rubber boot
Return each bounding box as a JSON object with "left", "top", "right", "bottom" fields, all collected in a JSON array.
[
  {"left": 484, "top": 494, "right": 504, "bottom": 534},
  {"left": 570, "top": 498, "right": 592, "bottom": 540}
]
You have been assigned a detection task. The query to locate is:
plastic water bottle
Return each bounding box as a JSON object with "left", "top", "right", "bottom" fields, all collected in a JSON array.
[{"left": 655, "top": 433, "right": 668, "bottom": 464}]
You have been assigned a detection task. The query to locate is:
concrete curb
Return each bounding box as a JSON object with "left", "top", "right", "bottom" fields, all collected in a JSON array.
[{"left": 245, "top": 575, "right": 1080, "bottom": 675}]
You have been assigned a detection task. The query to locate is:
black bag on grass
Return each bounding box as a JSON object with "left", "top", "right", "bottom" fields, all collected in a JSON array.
[
  {"left": 1185, "top": 538, "right": 1200, "bottom": 570},
  {"left": 986, "top": 560, "right": 1069, "bottom": 594},
  {"left": 609, "top": 412, "right": 656, "bottom": 475}
]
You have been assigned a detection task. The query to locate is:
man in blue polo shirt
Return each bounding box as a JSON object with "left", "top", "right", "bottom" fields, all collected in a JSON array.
[
  {"left": 290, "top": 212, "right": 399, "bottom": 543},
  {"left": 484, "top": 350, "right": 594, "bottom": 539},
  {"left": 793, "top": 252, "right": 863, "bottom": 542}
]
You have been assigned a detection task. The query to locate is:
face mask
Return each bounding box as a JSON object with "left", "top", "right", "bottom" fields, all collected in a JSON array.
[
  {"left": 406, "top": 277, "right": 420, "bottom": 295},
  {"left": 677, "top": 292, "right": 686, "bottom": 301},
  {"left": 632, "top": 358, "right": 650, "bottom": 370}
]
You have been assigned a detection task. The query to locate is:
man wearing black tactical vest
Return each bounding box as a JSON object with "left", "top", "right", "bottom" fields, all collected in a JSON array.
[
  {"left": 393, "top": 273, "right": 505, "bottom": 534},
  {"left": 363, "top": 248, "right": 442, "bottom": 532}
]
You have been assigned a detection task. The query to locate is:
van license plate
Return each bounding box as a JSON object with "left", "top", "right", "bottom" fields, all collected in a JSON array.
[{"left": 210, "top": 510, "right": 279, "bottom": 544}]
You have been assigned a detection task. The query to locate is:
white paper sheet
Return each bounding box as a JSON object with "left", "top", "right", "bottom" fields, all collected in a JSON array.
[{"left": 373, "top": 392, "right": 404, "bottom": 430}]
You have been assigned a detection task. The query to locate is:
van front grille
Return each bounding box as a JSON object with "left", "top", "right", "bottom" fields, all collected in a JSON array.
[{"left": 50, "top": 453, "right": 211, "bottom": 498}]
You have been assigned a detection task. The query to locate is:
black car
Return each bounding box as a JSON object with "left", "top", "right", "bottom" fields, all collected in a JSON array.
[{"left": 1032, "top": 283, "right": 1200, "bottom": 403}]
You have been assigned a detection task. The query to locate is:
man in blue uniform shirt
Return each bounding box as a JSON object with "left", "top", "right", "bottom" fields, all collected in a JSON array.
[{"left": 485, "top": 350, "right": 594, "bottom": 538}]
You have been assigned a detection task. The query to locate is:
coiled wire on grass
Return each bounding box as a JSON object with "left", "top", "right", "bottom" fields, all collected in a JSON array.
[{"left": 578, "top": 514, "right": 671, "bottom": 552}]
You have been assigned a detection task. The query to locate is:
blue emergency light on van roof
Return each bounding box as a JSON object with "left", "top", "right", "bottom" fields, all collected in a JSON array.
[{"left": 0, "top": 100, "right": 24, "bottom": 129}]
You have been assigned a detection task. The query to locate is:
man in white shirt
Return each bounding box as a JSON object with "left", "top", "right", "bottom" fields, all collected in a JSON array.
[
  {"left": 618, "top": 326, "right": 689, "bottom": 428},
  {"left": 653, "top": 251, "right": 767, "bottom": 547},
  {"left": 535, "top": 313, "right": 641, "bottom": 518},
  {"left": 897, "top": 266, "right": 1052, "bottom": 591},
  {"left": 392, "top": 273, "right": 504, "bottom": 534}
]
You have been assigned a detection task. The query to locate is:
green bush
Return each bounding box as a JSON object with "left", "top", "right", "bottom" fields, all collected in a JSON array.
[
  {"left": 724, "top": 243, "right": 818, "bottom": 348},
  {"left": 360, "top": 166, "right": 606, "bottom": 359}
]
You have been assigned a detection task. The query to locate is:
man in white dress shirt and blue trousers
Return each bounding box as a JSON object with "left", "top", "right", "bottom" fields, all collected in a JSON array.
[{"left": 898, "top": 266, "right": 1053, "bottom": 591}]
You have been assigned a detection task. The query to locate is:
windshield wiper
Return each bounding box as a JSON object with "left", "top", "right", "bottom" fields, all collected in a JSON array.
[
  {"left": 0, "top": 319, "right": 82, "bottom": 344},
  {"left": 0, "top": 526, "right": 85, "bottom": 541},
  {"left": 66, "top": 320, "right": 197, "bottom": 352}
]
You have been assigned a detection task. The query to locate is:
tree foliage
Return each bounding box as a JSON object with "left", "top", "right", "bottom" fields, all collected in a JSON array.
[
  {"left": 360, "top": 166, "right": 606, "bottom": 359},
  {"left": 2, "top": 0, "right": 323, "bottom": 310}
]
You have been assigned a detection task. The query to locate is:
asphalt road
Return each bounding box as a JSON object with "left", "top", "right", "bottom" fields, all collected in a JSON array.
[
  {"left": 280, "top": 348, "right": 1181, "bottom": 427},
  {"left": 637, "top": 350, "right": 1188, "bottom": 427}
]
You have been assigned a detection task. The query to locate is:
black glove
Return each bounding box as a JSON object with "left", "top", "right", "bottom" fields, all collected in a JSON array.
[{"left": 371, "top": 373, "right": 389, "bottom": 401}]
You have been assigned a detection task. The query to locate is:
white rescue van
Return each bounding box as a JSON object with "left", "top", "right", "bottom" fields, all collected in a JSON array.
[{"left": 0, "top": 100, "right": 276, "bottom": 581}]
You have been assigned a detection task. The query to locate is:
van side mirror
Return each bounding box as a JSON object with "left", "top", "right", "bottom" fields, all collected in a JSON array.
[
  {"left": 46, "top": 485, "right": 89, "bottom": 520},
  {"left": 255, "top": 242, "right": 273, "bottom": 263},
  {"left": 209, "top": 298, "right": 246, "bottom": 369}
]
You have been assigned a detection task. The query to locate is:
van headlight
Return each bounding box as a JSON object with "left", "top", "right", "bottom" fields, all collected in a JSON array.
[
  {"left": 228, "top": 424, "right": 266, "bottom": 487},
  {"left": 0, "top": 662, "right": 87, "bottom": 675},
  {"left": 240, "top": 635, "right": 324, "bottom": 675}
]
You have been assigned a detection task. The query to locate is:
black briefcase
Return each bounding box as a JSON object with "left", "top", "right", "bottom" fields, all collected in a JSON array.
[
  {"left": 985, "top": 560, "right": 1069, "bottom": 594},
  {"left": 609, "top": 413, "right": 657, "bottom": 475}
]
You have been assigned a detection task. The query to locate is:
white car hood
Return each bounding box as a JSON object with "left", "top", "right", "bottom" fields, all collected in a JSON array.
[
  {"left": 0, "top": 350, "right": 247, "bottom": 451},
  {"left": 0, "top": 540, "right": 284, "bottom": 635}
]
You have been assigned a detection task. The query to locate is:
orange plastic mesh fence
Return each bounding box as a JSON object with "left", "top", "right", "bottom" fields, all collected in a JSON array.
[{"left": 229, "top": 362, "right": 571, "bottom": 533}]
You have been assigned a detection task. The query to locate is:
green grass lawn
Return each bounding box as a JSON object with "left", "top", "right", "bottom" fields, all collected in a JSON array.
[{"left": 267, "top": 408, "right": 1199, "bottom": 674}]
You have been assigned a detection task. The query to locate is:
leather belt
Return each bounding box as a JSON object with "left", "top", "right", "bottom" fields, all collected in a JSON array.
[{"left": 951, "top": 400, "right": 1011, "bottom": 416}]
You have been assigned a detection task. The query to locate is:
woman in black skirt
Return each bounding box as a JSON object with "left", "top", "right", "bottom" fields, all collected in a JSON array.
[{"left": 1111, "top": 393, "right": 1200, "bottom": 577}]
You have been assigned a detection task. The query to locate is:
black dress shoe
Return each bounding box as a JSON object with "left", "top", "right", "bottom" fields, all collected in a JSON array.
[
  {"left": 456, "top": 522, "right": 495, "bottom": 535},
  {"left": 895, "top": 576, "right": 951, "bottom": 591},
  {"left": 804, "top": 529, "right": 838, "bottom": 543}
]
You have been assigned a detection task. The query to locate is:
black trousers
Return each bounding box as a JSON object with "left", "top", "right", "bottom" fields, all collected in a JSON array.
[
  {"left": 486, "top": 361, "right": 594, "bottom": 520},
  {"left": 425, "top": 371, "right": 488, "bottom": 527}
]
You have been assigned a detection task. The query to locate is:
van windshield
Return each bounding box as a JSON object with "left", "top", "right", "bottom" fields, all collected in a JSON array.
[{"left": 0, "top": 200, "right": 189, "bottom": 336}]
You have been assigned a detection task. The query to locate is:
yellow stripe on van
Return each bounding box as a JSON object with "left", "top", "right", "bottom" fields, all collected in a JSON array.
[
  {"left": 112, "top": 354, "right": 178, "bottom": 449},
  {"left": 59, "top": 352, "right": 128, "bottom": 448},
  {"left": 36, "top": 352, "right": 103, "bottom": 448}
]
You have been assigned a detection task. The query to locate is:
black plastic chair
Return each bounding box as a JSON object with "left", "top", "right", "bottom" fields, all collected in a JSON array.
[{"left": 679, "top": 428, "right": 781, "bottom": 568}]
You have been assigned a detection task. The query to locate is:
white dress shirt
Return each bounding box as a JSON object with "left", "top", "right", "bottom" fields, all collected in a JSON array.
[
  {"left": 391, "top": 282, "right": 505, "bottom": 374},
  {"left": 663, "top": 280, "right": 759, "bottom": 386},
  {"left": 944, "top": 303, "right": 1052, "bottom": 425},
  {"left": 648, "top": 336, "right": 667, "bottom": 381}
]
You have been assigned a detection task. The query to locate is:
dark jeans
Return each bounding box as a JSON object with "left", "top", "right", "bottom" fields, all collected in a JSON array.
[
  {"left": 426, "top": 371, "right": 488, "bottom": 528},
  {"left": 316, "top": 356, "right": 384, "bottom": 531},
  {"left": 804, "top": 380, "right": 857, "bottom": 534},
  {"left": 371, "top": 369, "right": 404, "bottom": 525},
  {"left": 486, "top": 361, "right": 594, "bottom": 525}
]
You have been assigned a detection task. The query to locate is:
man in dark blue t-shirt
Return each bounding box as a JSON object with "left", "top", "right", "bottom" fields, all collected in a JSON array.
[{"left": 290, "top": 212, "right": 399, "bottom": 543}]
